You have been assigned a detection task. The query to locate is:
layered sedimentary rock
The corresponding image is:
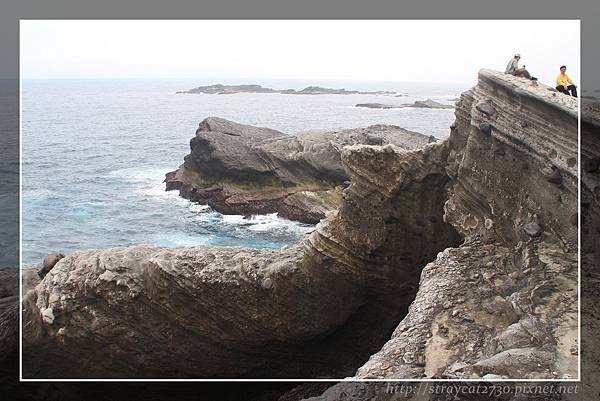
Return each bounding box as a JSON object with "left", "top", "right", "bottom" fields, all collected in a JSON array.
[
  {"left": 21, "top": 129, "right": 457, "bottom": 379},
  {"left": 20, "top": 69, "right": 583, "bottom": 383},
  {"left": 165, "top": 118, "right": 434, "bottom": 223},
  {"left": 293, "top": 75, "right": 590, "bottom": 401},
  {"left": 352, "top": 70, "right": 579, "bottom": 380}
]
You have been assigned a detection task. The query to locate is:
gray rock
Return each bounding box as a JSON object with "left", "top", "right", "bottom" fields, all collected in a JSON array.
[
  {"left": 412, "top": 99, "right": 454, "bottom": 109},
  {"left": 523, "top": 222, "right": 542, "bottom": 237},
  {"left": 472, "top": 347, "right": 554, "bottom": 377},
  {"left": 166, "top": 118, "right": 432, "bottom": 223}
]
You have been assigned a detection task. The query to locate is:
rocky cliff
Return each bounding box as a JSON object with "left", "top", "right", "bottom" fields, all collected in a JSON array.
[
  {"left": 298, "top": 94, "right": 599, "bottom": 401},
  {"left": 19, "top": 69, "right": 581, "bottom": 381},
  {"left": 341, "top": 70, "right": 579, "bottom": 380},
  {"left": 165, "top": 118, "right": 434, "bottom": 223}
]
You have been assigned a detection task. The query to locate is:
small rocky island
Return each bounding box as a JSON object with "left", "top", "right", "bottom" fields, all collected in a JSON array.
[
  {"left": 356, "top": 99, "right": 455, "bottom": 109},
  {"left": 164, "top": 119, "right": 436, "bottom": 223},
  {"left": 177, "top": 83, "right": 396, "bottom": 95},
  {"left": 14, "top": 70, "right": 592, "bottom": 388}
]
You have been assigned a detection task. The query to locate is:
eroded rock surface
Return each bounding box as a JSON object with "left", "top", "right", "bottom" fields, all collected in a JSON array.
[
  {"left": 20, "top": 70, "right": 585, "bottom": 383},
  {"left": 354, "top": 69, "right": 578, "bottom": 380},
  {"left": 293, "top": 73, "right": 590, "bottom": 401},
  {"left": 22, "top": 130, "right": 458, "bottom": 379},
  {"left": 165, "top": 118, "right": 433, "bottom": 223}
]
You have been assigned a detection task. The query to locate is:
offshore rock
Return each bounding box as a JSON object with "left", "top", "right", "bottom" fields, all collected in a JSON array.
[{"left": 165, "top": 118, "right": 433, "bottom": 223}]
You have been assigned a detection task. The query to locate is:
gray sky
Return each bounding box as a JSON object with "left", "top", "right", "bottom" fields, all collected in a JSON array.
[{"left": 20, "top": 20, "right": 580, "bottom": 86}]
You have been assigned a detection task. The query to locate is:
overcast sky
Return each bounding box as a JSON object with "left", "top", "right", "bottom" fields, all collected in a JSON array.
[{"left": 20, "top": 20, "right": 580, "bottom": 86}]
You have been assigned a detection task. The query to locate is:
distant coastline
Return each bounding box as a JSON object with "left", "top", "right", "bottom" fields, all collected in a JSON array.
[{"left": 176, "top": 83, "right": 397, "bottom": 95}]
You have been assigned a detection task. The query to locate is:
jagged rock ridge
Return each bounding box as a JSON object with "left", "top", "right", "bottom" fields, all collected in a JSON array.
[{"left": 165, "top": 118, "right": 434, "bottom": 223}]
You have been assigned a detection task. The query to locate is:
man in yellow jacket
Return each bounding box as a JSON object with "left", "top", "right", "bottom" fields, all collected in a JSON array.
[{"left": 556, "top": 65, "right": 577, "bottom": 97}]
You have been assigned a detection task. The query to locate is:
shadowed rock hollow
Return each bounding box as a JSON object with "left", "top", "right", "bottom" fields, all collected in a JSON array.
[{"left": 19, "top": 69, "right": 579, "bottom": 381}]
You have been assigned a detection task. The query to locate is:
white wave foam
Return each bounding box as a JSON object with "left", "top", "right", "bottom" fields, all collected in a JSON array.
[
  {"left": 189, "top": 204, "right": 211, "bottom": 213},
  {"left": 219, "top": 213, "right": 314, "bottom": 234},
  {"left": 153, "top": 233, "right": 213, "bottom": 248}
]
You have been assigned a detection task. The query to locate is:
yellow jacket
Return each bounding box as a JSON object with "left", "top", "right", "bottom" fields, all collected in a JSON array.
[{"left": 556, "top": 73, "right": 575, "bottom": 87}]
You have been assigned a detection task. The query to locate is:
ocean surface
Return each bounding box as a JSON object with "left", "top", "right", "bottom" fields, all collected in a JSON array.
[{"left": 21, "top": 78, "right": 469, "bottom": 265}]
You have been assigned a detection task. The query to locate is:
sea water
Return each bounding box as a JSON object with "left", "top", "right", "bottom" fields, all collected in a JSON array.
[{"left": 21, "top": 78, "right": 468, "bottom": 265}]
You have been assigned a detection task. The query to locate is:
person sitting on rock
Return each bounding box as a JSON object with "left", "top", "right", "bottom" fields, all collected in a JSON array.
[
  {"left": 505, "top": 54, "right": 532, "bottom": 79},
  {"left": 556, "top": 65, "right": 577, "bottom": 97}
]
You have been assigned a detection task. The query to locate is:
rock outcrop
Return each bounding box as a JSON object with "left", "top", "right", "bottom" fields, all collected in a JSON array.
[
  {"left": 22, "top": 126, "right": 458, "bottom": 378},
  {"left": 349, "top": 70, "right": 579, "bottom": 380},
  {"left": 177, "top": 84, "right": 395, "bottom": 95},
  {"left": 165, "top": 118, "right": 433, "bottom": 223},
  {"left": 356, "top": 99, "right": 454, "bottom": 110},
  {"left": 20, "top": 70, "right": 583, "bottom": 382}
]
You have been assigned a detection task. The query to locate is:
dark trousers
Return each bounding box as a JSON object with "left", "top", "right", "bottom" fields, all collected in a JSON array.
[
  {"left": 556, "top": 85, "right": 578, "bottom": 97},
  {"left": 512, "top": 68, "right": 531, "bottom": 79}
]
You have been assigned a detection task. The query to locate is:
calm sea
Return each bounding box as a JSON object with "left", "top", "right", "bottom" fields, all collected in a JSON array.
[{"left": 21, "top": 78, "right": 469, "bottom": 265}]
